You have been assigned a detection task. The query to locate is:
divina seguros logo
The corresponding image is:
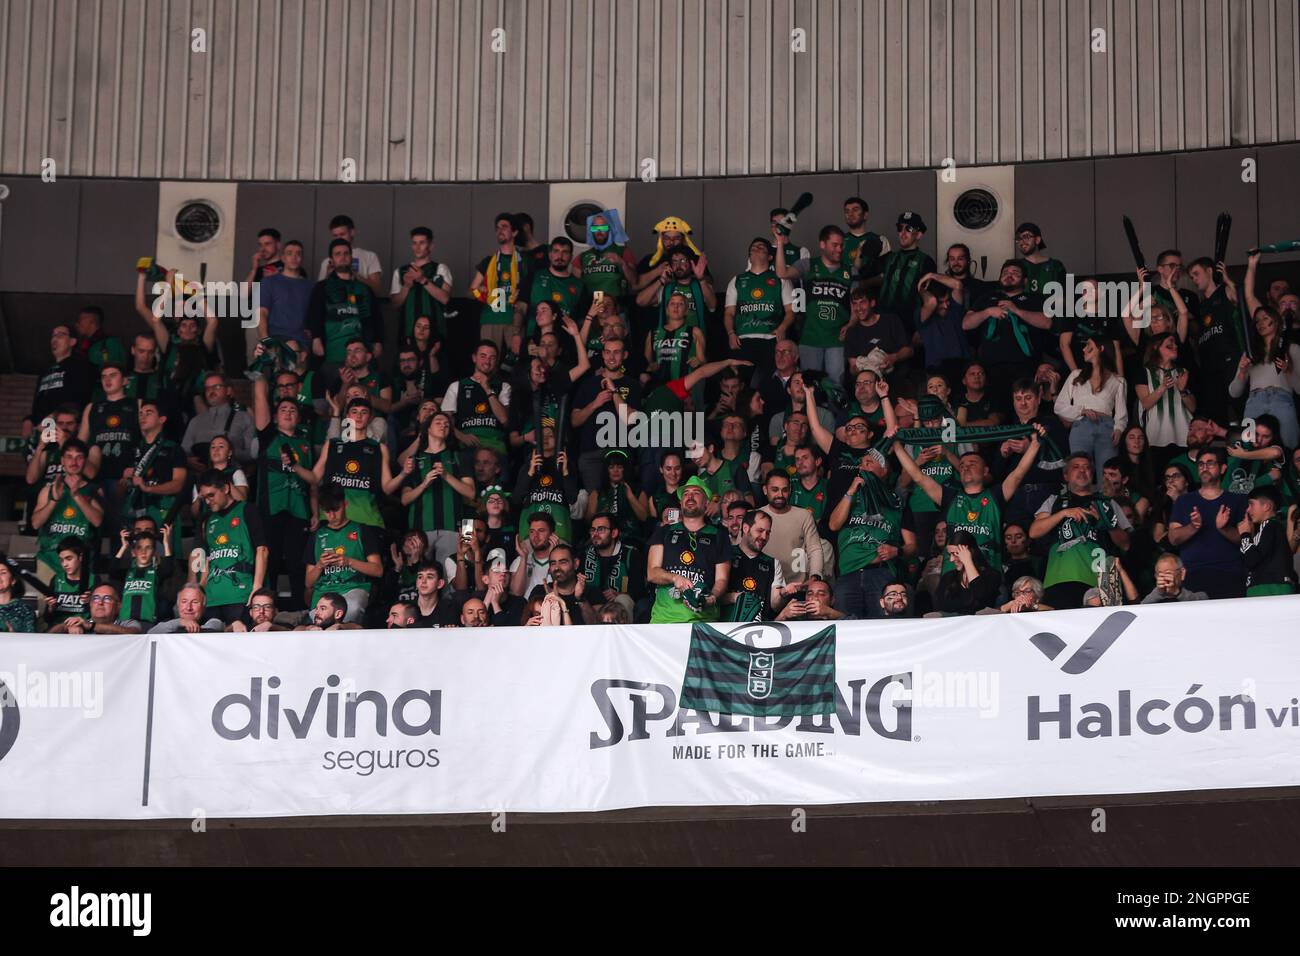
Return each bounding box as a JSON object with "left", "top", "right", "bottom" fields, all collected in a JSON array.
[{"left": 211, "top": 675, "right": 442, "bottom": 776}]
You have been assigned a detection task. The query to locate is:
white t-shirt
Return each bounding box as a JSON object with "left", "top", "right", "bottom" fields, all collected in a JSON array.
[
  {"left": 509, "top": 553, "right": 551, "bottom": 597},
  {"left": 390, "top": 262, "right": 453, "bottom": 295},
  {"left": 318, "top": 246, "right": 382, "bottom": 281}
]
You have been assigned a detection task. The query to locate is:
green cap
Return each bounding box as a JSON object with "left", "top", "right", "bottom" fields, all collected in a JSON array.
[{"left": 677, "top": 475, "right": 713, "bottom": 500}]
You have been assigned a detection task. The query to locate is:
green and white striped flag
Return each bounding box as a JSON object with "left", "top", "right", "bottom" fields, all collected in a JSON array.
[{"left": 680, "top": 624, "right": 837, "bottom": 717}]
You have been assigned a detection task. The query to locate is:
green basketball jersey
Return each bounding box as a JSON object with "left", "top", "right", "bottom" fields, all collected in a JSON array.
[
  {"left": 802, "top": 259, "right": 854, "bottom": 347},
  {"left": 733, "top": 270, "right": 786, "bottom": 337},
  {"left": 203, "top": 501, "right": 257, "bottom": 607}
]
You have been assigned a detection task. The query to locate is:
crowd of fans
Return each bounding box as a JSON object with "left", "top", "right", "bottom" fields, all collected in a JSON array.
[{"left": 2, "top": 200, "right": 1298, "bottom": 634}]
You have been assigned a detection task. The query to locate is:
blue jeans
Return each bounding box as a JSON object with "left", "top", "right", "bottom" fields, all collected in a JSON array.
[
  {"left": 1244, "top": 387, "right": 1300, "bottom": 450},
  {"left": 1069, "top": 414, "right": 1116, "bottom": 476},
  {"left": 834, "top": 566, "right": 895, "bottom": 620},
  {"left": 799, "top": 345, "right": 846, "bottom": 387}
]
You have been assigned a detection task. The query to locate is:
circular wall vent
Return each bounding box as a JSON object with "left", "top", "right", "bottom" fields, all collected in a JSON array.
[
  {"left": 175, "top": 200, "right": 222, "bottom": 244},
  {"left": 952, "top": 188, "right": 1000, "bottom": 231},
  {"left": 564, "top": 201, "right": 606, "bottom": 244}
]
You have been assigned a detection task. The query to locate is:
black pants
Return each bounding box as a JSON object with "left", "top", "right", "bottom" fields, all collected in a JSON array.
[{"left": 266, "top": 512, "right": 309, "bottom": 610}]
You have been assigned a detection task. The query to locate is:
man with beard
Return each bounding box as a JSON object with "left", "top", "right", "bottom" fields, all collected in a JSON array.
[
  {"left": 571, "top": 337, "right": 643, "bottom": 490},
  {"left": 636, "top": 247, "right": 717, "bottom": 333},
  {"left": 386, "top": 601, "right": 420, "bottom": 629},
  {"left": 541, "top": 543, "right": 593, "bottom": 624},
  {"left": 895, "top": 426, "right": 1045, "bottom": 574},
  {"left": 647, "top": 476, "right": 731, "bottom": 623},
  {"left": 295, "top": 592, "right": 361, "bottom": 631},
  {"left": 962, "top": 259, "right": 1053, "bottom": 414},
  {"left": 1014, "top": 223, "right": 1067, "bottom": 297},
  {"left": 1030, "top": 453, "right": 1134, "bottom": 609},
  {"left": 724, "top": 237, "right": 795, "bottom": 374},
  {"left": 573, "top": 211, "right": 637, "bottom": 305},
  {"left": 875, "top": 212, "right": 938, "bottom": 333},
  {"left": 774, "top": 224, "right": 853, "bottom": 381},
  {"left": 525, "top": 237, "right": 582, "bottom": 334},
  {"left": 790, "top": 445, "right": 829, "bottom": 521},
  {"left": 470, "top": 212, "right": 531, "bottom": 351},
  {"left": 580, "top": 515, "right": 641, "bottom": 619},
  {"left": 841, "top": 196, "right": 891, "bottom": 281},
  {"left": 509, "top": 512, "right": 564, "bottom": 598},
  {"left": 878, "top": 581, "right": 914, "bottom": 618},
  {"left": 723, "top": 509, "right": 792, "bottom": 622},
  {"left": 843, "top": 287, "right": 913, "bottom": 384},
  {"left": 1167, "top": 414, "right": 1227, "bottom": 479},
  {"left": 943, "top": 242, "right": 993, "bottom": 302},
  {"left": 456, "top": 597, "right": 492, "bottom": 628},
  {"left": 758, "top": 470, "right": 826, "bottom": 586},
  {"left": 1167, "top": 447, "right": 1248, "bottom": 599}
]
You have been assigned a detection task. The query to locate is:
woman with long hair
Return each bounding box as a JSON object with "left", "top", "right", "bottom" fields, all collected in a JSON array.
[
  {"left": 407, "top": 315, "right": 444, "bottom": 376},
  {"left": 933, "top": 529, "right": 1003, "bottom": 615},
  {"left": 1119, "top": 423, "right": 1160, "bottom": 504},
  {"left": 1054, "top": 336, "right": 1128, "bottom": 475},
  {"left": 399, "top": 410, "right": 476, "bottom": 564},
  {"left": 1230, "top": 306, "right": 1300, "bottom": 450},
  {"left": 648, "top": 452, "right": 686, "bottom": 520},
  {"left": 1135, "top": 332, "right": 1195, "bottom": 470}
]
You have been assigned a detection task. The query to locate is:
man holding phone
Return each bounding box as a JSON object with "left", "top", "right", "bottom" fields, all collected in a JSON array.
[{"left": 646, "top": 476, "right": 730, "bottom": 624}]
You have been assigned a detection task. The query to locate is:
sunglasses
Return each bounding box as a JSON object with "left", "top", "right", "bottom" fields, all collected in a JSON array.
[{"left": 590, "top": 225, "right": 610, "bottom": 234}]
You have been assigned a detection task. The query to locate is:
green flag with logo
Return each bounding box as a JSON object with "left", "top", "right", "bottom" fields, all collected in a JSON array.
[{"left": 680, "top": 624, "right": 837, "bottom": 717}]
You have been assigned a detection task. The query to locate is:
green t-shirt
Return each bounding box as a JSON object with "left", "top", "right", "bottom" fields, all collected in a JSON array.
[
  {"left": 651, "top": 323, "right": 694, "bottom": 381},
  {"left": 203, "top": 500, "right": 259, "bottom": 607},
  {"left": 257, "top": 427, "right": 314, "bottom": 520},
  {"left": 579, "top": 245, "right": 630, "bottom": 300},
  {"left": 648, "top": 522, "right": 729, "bottom": 624},
  {"left": 837, "top": 491, "right": 903, "bottom": 576},
  {"left": 320, "top": 276, "right": 375, "bottom": 363},
  {"left": 732, "top": 270, "right": 787, "bottom": 338},
  {"left": 790, "top": 476, "right": 829, "bottom": 521},
  {"left": 37, "top": 486, "right": 96, "bottom": 571},
  {"left": 312, "top": 520, "right": 378, "bottom": 596},
  {"left": 1040, "top": 492, "right": 1121, "bottom": 590},
  {"left": 801, "top": 258, "right": 854, "bottom": 347},
  {"left": 1023, "top": 257, "right": 1067, "bottom": 297},
  {"left": 941, "top": 485, "right": 1006, "bottom": 572},
  {"left": 406, "top": 449, "right": 462, "bottom": 532},
  {"left": 528, "top": 271, "right": 583, "bottom": 330}
]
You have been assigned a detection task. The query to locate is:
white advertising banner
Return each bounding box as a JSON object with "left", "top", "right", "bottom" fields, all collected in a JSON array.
[{"left": 3, "top": 596, "right": 1300, "bottom": 818}]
